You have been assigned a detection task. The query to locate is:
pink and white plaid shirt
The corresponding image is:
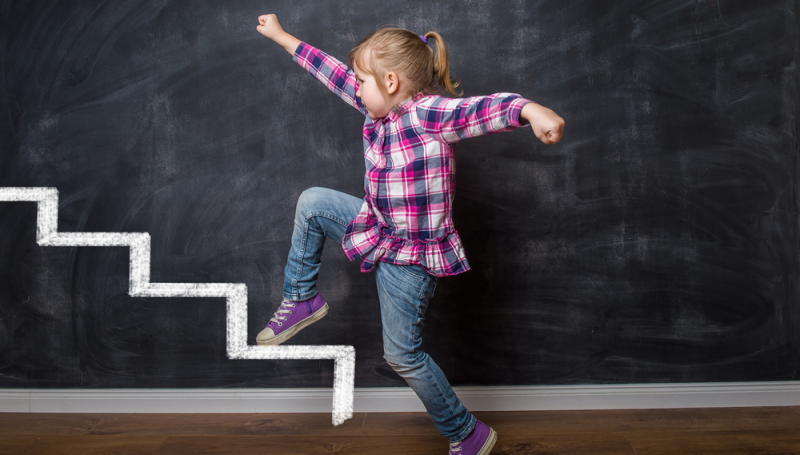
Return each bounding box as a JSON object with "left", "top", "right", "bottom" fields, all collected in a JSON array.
[{"left": 293, "top": 42, "right": 532, "bottom": 276}]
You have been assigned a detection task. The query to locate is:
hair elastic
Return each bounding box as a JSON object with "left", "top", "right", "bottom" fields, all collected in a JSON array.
[{"left": 419, "top": 34, "right": 428, "bottom": 44}]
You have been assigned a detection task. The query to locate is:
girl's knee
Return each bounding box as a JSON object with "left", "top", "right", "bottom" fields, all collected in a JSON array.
[
  {"left": 384, "top": 350, "right": 425, "bottom": 375},
  {"left": 297, "top": 186, "right": 325, "bottom": 207},
  {"left": 295, "top": 187, "right": 327, "bottom": 219}
]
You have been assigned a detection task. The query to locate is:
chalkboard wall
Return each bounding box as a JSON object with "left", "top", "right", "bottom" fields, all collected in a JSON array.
[{"left": 1, "top": 0, "right": 797, "bottom": 388}]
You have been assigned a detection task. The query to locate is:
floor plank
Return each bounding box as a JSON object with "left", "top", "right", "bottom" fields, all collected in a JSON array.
[
  {"left": 152, "top": 435, "right": 446, "bottom": 455},
  {"left": 0, "top": 435, "right": 39, "bottom": 455},
  {"left": 0, "top": 435, "right": 168, "bottom": 455},
  {"left": 492, "top": 432, "right": 636, "bottom": 455},
  {"left": 151, "top": 433, "right": 637, "bottom": 455},
  {"left": 0, "top": 415, "right": 99, "bottom": 435},
  {"left": 625, "top": 429, "right": 800, "bottom": 455},
  {"left": 0, "top": 412, "right": 366, "bottom": 436},
  {"left": 360, "top": 407, "right": 800, "bottom": 436},
  {"left": 359, "top": 412, "right": 439, "bottom": 435}
]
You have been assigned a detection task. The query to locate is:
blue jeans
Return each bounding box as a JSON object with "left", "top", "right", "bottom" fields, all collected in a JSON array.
[{"left": 283, "top": 187, "right": 477, "bottom": 443}]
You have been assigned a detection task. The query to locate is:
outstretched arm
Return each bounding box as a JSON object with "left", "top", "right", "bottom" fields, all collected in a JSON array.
[
  {"left": 256, "top": 14, "right": 365, "bottom": 114},
  {"left": 416, "top": 93, "right": 541, "bottom": 144},
  {"left": 257, "top": 14, "right": 301, "bottom": 55},
  {"left": 520, "top": 102, "right": 565, "bottom": 145}
]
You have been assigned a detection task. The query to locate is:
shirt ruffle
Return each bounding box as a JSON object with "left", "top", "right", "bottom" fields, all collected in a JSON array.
[{"left": 342, "top": 219, "right": 471, "bottom": 277}]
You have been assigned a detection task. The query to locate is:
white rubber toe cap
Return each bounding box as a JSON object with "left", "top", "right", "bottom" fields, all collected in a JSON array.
[{"left": 256, "top": 327, "right": 277, "bottom": 344}]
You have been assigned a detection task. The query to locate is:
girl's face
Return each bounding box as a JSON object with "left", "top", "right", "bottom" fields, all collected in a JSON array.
[{"left": 354, "top": 64, "right": 391, "bottom": 119}]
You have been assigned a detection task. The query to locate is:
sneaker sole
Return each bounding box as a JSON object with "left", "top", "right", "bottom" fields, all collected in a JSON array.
[
  {"left": 479, "top": 427, "right": 497, "bottom": 455},
  {"left": 256, "top": 303, "right": 329, "bottom": 346}
]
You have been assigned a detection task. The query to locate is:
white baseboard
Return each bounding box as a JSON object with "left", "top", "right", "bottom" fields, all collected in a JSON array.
[{"left": 2, "top": 381, "right": 799, "bottom": 414}]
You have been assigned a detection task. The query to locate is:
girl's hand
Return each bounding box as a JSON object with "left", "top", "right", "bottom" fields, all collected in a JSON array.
[
  {"left": 257, "top": 14, "right": 302, "bottom": 55},
  {"left": 521, "top": 103, "right": 565, "bottom": 145},
  {"left": 257, "top": 14, "right": 284, "bottom": 40}
]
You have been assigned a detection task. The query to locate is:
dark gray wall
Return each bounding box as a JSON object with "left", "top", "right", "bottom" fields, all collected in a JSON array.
[{"left": 1, "top": 0, "right": 797, "bottom": 388}]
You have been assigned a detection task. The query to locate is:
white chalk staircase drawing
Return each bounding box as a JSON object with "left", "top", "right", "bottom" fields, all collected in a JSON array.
[{"left": 0, "top": 187, "right": 355, "bottom": 426}]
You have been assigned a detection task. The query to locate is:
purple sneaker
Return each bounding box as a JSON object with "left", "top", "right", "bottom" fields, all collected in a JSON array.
[
  {"left": 256, "top": 294, "right": 329, "bottom": 346},
  {"left": 449, "top": 420, "right": 497, "bottom": 455}
]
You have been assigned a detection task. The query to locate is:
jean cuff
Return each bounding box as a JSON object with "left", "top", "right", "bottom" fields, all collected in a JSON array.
[
  {"left": 448, "top": 414, "right": 477, "bottom": 443},
  {"left": 282, "top": 291, "right": 317, "bottom": 302}
]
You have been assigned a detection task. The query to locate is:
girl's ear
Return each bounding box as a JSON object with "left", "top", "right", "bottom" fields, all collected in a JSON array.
[{"left": 385, "top": 71, "right": 399, "bottom": 95}]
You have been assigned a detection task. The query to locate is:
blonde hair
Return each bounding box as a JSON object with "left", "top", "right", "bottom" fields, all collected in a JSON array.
[{"left": 348, "top": 27, "right": 462, "bottom": 98}]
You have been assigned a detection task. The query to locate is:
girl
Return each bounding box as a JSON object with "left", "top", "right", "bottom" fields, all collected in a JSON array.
[{"left": 255, "top": 14, "right": 564, "bottom": 455}]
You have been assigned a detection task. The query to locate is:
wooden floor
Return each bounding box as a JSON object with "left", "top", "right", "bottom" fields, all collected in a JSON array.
[{"left": 1, "top": 407, "right": 800, "bottom": 454}]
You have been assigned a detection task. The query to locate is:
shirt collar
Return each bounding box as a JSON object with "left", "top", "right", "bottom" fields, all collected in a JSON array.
[{"left": 385, "top": 93, "right": 424, "bottom": 123}]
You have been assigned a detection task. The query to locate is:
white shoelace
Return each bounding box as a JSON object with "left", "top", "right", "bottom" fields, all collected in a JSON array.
[
  {"left": 268, "top": 301, "right": 295, "bottom": 327},
  {"left": 448, "top": 441, "right": 462, "bottom": 454}
]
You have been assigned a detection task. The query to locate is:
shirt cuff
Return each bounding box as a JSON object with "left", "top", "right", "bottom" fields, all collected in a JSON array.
[
  {"left": 292, "top": 41, "right": 309, "bottom": 64},
  {"left": 509, "top": 98, "right": 535, "bottom": 127}
]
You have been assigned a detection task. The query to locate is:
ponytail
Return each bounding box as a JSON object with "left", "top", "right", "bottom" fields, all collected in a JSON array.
[
  {"left": 349, "top": 27, "right": 463, "bottom": 98},
  {"left": 424, "top": 31, "right": 462, "bottom": 96}
]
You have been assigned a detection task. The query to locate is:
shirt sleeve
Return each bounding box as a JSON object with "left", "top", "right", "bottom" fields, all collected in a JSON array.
[
  {"left": 293, "top": 42, "right": 367, "bottom": 115},
  {"left": 415, "top": 94, "right": 533, "bottom": 144}
]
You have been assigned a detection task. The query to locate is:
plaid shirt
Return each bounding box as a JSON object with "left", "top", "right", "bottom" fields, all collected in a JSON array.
[{"left": 293, "top": 42, "right": 532, "bottom": 276}]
